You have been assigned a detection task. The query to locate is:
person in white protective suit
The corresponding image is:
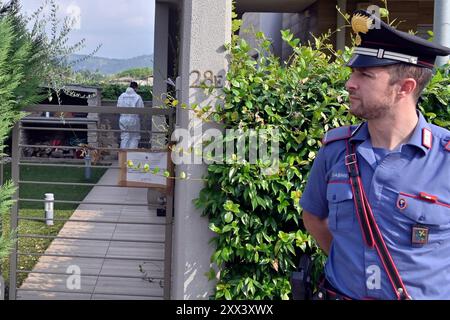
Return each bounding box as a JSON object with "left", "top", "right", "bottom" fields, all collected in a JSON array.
[{"left": 117, "top": 81, "right": 144, "bottom": 149}]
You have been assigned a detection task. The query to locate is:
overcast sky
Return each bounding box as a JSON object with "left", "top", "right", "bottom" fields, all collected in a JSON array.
[{"left": 20, "top": 0, "right": 155, "bottom": 59}]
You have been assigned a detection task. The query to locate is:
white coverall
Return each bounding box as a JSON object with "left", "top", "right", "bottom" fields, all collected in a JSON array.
[{"left": 117, "top": 87, "right": 144, "bottom": 149}]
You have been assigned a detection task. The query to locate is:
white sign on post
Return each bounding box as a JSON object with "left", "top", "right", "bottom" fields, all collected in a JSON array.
[
  {"left": 126, "top": 152, "right": 167, "bottom": 186},
  {"left": 118, "top": 150, "right": 171, "bottom": 190}
]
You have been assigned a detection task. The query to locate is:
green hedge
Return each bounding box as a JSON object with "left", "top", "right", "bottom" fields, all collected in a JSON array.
[{"left": 101, "top": 83, "right": 152, "bottom": 101}]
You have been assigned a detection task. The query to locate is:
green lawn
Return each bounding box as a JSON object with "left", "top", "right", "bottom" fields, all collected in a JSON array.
[{"left": 1, "top": 162, "right": 107, "bottom": 287}]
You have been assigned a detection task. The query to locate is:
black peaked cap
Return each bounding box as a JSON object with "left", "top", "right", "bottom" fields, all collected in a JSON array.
[{"left": 347, "top": 10, "right": 450, "bottom": 69}]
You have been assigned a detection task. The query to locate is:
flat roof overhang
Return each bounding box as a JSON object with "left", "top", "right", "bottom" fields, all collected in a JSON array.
[{"left": 236, "top": 0, "right": 317, "bottom": 13}]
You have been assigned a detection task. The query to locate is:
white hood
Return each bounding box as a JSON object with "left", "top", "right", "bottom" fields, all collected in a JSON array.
[{"left": 117, "top": 87, "right": 144, "bottom": 108}]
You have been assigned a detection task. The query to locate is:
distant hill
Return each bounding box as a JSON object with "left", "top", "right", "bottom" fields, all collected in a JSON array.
[{"left": 68, "top": 54, "right": 153, "bottom": 75}]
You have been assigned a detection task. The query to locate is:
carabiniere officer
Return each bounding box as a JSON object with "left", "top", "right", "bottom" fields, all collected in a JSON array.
[{"left": 300, "top": 10, "right": 450, "bottom": 300}]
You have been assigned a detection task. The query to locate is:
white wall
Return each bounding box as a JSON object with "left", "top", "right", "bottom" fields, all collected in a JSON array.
[{"left": 240, "top": 12, "right": 283, "bottom": 57}]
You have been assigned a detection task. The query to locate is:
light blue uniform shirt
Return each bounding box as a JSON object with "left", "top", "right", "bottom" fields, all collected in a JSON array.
[{"left": 300, "top": 111, "right": 450, "bottom": 299}]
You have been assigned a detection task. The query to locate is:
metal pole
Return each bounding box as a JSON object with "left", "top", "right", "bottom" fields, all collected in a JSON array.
[
  {"left": 0, "top": 155, "right": 2, "bottom": 299},
  {"left": 0, "top": 275, "right": 4, "bottom": 300},
  {"left": 434, "top": 0, "right": 450, "bottom": 67},
  {"left": 0, "top": 157, "right": 3, "bottom": 187},
  {"left": 0, "top": 156, "right": 3, "bottom": 242},
  {"left": 163, "top": 107, "right": 176, "bottom": 300},
  {"left": 8, "top": 123, "right": 20, "bottom": 300},
  {"left": 336, "top": 0, "right": 347, "bottom": 52},
  {"left": 44, "top": 193, "right": 54, "bottom": 226},
  {"left": 84, "top": 153, "right": 92, "bottom": 180},
  {"left": 163, "top": 191, "right": 174, "bottom": 300}
]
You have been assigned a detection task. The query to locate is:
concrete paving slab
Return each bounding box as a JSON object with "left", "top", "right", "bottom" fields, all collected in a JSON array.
[
  {"left": 91, "top": 294, "right": 163, "bottom": 300},
  {"left": 20, "top": 274, "right": 98, "bottom": 293},
  {"left": 21, "top": 256, "right": 105, "bottom": 281},
  {"left": 99, "top": 259, "right": 164, "bottom": 278},
  {"left": 17, "top": 290, "right": 92, "bottom": 300},
  {"left": 17, "top": 165, "right": 167, "bottom": 300},
  {"left": 106, "top": 242, "right": 164, "bottom": 259},
  {"left": 112, "top": 224, "right": 165, "bottom": 242},
  {"left": 93, "top": 277, "right": 163, "bottom": 297}
]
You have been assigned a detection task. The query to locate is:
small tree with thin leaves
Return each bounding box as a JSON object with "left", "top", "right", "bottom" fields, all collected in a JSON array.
[
  {"left": 0, "top": 0, "right": 50, "bottom": 261},
  {"left": 0, "top": 0, "right": 100, "bottom": 277}
]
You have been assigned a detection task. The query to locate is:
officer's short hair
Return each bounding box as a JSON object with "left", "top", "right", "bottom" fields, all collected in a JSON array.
[
  {"left": 130, "top": 81, "right": 138, "bottom": 89},
  {"left": 385, "top": 64, "right": 433, "bottom": 100}
]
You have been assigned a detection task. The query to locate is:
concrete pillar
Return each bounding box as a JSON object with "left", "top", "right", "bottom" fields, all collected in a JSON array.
[
  {"left": 153, "top": 3, "right": 169, "bottom": 106},
  {"left": 433, "top": 0, "right": 450, "bottom": 66},
  {"left": 239, "top": 12, "right": 283, "bottom": 58},
  {"left": 87, "top": 88, "right": 101, "bottom": 148},
  {"left": 152, "top": 2, "right": 170, "bottom": 149},
  {"left": 172, "top": 0, "right": 232, "bottom": 299},
  {"left": 336, "top": 0, "right": 347, "bottom": 52}
]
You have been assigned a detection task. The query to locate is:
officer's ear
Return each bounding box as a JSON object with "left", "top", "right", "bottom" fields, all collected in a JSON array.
[{"left": 396, "top": 78, "right": 417, "bottom": 99}]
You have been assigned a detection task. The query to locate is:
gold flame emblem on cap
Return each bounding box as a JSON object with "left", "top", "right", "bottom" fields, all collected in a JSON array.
[{"left": 351, "top": 13, "right": 373, "bottom": 45}]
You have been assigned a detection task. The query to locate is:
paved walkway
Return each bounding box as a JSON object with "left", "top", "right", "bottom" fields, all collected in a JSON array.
[{"left": 17, "top": 166, "right": 166, "bottom": 300}]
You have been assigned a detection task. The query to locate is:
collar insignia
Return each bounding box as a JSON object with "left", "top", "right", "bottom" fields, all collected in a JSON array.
[
  {"left": 351, "top": 13, "right": 373, "bottom": 46},
  {"left": 422, "top": 128, "right": 432, "bottom": 149}
]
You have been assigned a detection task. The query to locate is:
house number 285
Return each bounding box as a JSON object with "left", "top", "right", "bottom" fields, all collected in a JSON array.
[{"left": 190, "top": 70, "right": 224, "bottom": 88}]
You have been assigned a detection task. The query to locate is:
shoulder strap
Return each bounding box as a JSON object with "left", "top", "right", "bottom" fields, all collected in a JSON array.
[
  {"left": 344, "top": 140, "right": 412, "bottom": 300},
  {"left": 322, "top": 126, "right": 353, "bottom": 145},
  {"left": 322, "top": 125, "right": 364, "bottom": 145}
]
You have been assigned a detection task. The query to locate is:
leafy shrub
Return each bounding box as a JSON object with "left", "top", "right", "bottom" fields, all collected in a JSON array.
[
  {"left": 116, "top": 67, "right": 153, "bottom": 79},
  {"left": 420, "top": 64, "right": 450, "bottom": 128}
]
